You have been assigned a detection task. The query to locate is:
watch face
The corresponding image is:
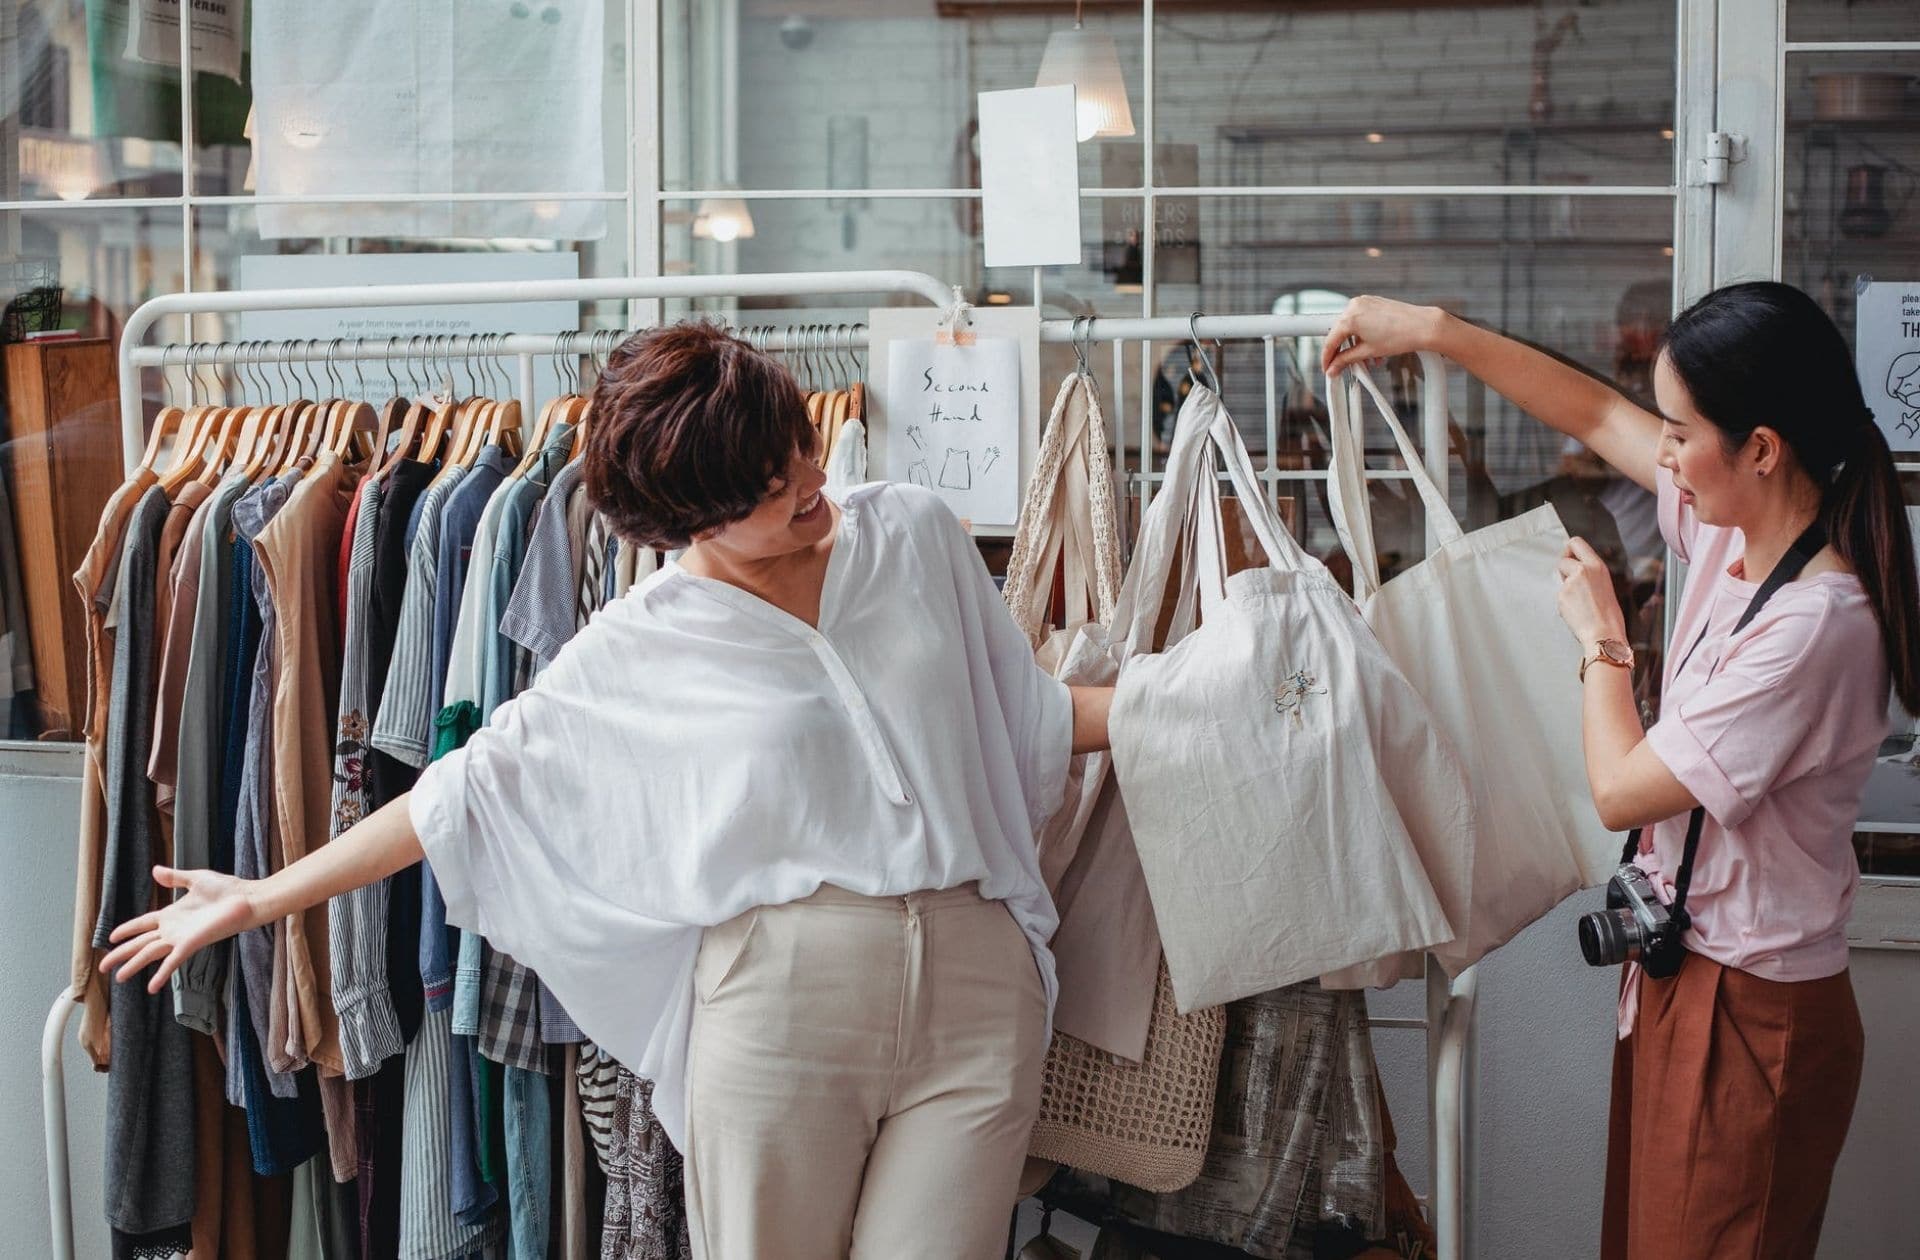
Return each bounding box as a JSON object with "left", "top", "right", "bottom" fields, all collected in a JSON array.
[{"left": 1601, "top": 640, "right": 1633, "bottom": 666}]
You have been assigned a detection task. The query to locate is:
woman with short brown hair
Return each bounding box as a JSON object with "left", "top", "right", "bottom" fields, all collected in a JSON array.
[{"left": 102, "top": 321, "right": 1115, "bottom": 1258}]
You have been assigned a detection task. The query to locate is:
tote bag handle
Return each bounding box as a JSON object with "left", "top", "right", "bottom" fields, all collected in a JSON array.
[
  {"left": 1323, "top": 364, "right": 1464, "bottom": 599},
  {"left": 1003, "top": 370, "right": 1126, "bottom": 642},
  {"left": 1107, "top": 383, "right": 1233, "bottom": 659}
]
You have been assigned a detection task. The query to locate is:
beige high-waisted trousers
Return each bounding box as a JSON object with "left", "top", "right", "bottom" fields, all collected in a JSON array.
[{"left": 683, "top": 882, "right": 1048, "bottom": 1260}]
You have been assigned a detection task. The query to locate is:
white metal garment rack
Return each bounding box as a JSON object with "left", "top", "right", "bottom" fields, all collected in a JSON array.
[{"left": 43, "top": 271, "right": 1475, "bottom": 1260}]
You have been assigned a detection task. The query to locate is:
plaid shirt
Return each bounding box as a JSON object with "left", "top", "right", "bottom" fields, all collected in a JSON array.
[{"left": 478, "top": 947, "right": 553, "bottom": 1074}]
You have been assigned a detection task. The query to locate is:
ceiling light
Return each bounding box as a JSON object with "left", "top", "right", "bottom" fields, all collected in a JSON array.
[{"left": 1035, "top": 2, "right": 1135, "bottom": 142}]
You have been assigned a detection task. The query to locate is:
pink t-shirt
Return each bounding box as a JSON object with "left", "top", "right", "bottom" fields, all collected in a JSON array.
[{"left": 1620, "top": 467, "right": 1888, "bottom": 1034}]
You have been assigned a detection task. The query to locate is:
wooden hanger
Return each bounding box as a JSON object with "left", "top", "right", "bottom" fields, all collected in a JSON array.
[
  {"left": 240, "top": 402, "right": 285, "bottom": 481},
  {"left": 368, "top": 337, "right": 424, "bottom": 480},
  {"left": 371, "top": 396, "right": 418, "bottom": 479},
  {"left": 158, "top": 403, "right": 220, "bottom": 493},
  {"left": 196, "top": 404, "right": 247, "bottom": 486},
  {"left": 135, "top": 345, "right": 195, "bottom": 474}
]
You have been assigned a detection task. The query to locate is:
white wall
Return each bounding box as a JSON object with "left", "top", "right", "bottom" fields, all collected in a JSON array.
[{"left": 2, "top": 744, "right": 108, "bottom": 1260}]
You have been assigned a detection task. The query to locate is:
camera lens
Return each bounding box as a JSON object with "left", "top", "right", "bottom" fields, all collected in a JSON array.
[{"left": 1578, "top": 908, "right": 1639, "bottom": 967}]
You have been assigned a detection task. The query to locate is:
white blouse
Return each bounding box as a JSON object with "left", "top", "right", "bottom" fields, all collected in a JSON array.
[{"left": 410, "top": 481, "right": 1073, "bottom": 1147}]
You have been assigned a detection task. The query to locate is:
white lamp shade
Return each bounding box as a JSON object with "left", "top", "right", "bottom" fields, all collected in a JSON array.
[
  {"left": 1034, "top": 27, "right": 1135, "bottom": 141},
  {"left": 693, "top": 196, "right": 756, "bottom": 242}
]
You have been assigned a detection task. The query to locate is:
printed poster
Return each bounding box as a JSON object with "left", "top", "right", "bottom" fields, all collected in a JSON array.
[{"left": 1855, "top": 278, "right": 1920, "bottom": 452}]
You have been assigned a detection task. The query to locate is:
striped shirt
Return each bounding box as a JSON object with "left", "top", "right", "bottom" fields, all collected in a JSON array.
[
  {"left": 328, "top": 478, "right": 405, "bottom": 1080},
  {"left": 370, "top": 468, "right": 469, "bottom": 770},
  {"left": 396, "top": 1006, "right": 501, "bottom": 1260}
]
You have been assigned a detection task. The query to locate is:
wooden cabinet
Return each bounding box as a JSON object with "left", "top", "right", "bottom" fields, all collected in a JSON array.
[{"left": 4, "top": 338, "right": 121, "bottom": 739}]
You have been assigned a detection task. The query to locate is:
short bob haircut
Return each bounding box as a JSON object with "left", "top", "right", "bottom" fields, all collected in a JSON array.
[{"left": 582, "top": 321, "right": 817, "bottom": 549}]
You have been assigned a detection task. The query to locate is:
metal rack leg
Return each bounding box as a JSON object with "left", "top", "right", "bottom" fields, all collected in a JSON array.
[
  {"left": 42, "top": 987, "right": 80, "bottom": 1260},
  {"left": 1432, "top": 966, "right": 1479, "bottom": 1260}
]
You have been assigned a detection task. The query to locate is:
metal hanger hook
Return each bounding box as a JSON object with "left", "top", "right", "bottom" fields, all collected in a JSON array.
[{"left": 1187, "top": 311, "right": 1221, "bottom": 393}]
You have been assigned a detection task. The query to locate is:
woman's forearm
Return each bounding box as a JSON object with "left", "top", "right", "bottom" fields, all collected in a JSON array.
[
  {"left": 1430, "top": 312, "right": 1629, "bottom": 447},
  {"left": 1430, "top": 311, "right": 1662, "bottom": 491},
  {"left": 1069, "top": 684, "right": 1114, "bottom": 755},
  {"left": 251, "top": 793, "right": 426, "bottom": 926}
]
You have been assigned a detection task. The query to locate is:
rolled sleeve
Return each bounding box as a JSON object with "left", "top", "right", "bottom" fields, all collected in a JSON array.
[
  {"left": 1645, "top": 711, "right": 1754, "bottom": 829},
  {"left": 1643, "top": 597, "right": 1834, "bottom": 830},
  {"left": 409, "top": 746, "right": 491, "bottom": 943},
  {"left": 1019, "top": 671, "right": 1074, "bottom": 832}
]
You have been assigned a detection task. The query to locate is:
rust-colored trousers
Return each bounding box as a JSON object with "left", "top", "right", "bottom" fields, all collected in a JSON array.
[{"left": 1603, "top": 954, "right": 1863, "bottom": 1260}]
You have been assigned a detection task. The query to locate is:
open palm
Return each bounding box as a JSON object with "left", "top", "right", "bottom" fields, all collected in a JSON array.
[{"left": 99, "top": 866, "right": 259, "bottom": 994}]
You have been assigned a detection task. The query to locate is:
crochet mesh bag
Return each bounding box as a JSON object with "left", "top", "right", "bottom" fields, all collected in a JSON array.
[{"left": 1027, "top": 959, "right": 1225, "bottom": 1194}]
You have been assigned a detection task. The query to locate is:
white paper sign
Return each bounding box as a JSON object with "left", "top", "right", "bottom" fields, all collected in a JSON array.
[
  {"left": 883, "top": 337, "right": 1024, "bottom": 527},
  {"left": 1856, "top": 279, "right": 1920, "bottom": 451},
  {"left": 977, "top": 85, "right": 1083, "bottom": 269},
  {"left": 125, "top": 0, "right": 245, "bottom": 82},
  {"left": 238, "top": 252, "right": 578, "bottom": 405}
]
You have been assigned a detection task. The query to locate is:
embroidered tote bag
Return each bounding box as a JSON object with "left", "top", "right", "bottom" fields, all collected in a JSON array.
[
  {"left": 1321, "top": 366, "right": 1614, "bottom": 980},
  {"left": 1108, "top": 384, "right": 1461, "bottom": 1014}
]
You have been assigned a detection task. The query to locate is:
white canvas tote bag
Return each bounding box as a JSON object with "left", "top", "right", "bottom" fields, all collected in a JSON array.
[
  {"left": 1108, "top": 383, "right": 1460, "bottom": 1014},
  {"left": 1322, "top": 366, "right": 1615, "bottom": 978}
]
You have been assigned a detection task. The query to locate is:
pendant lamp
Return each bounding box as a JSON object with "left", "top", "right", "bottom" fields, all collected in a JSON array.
[
  {"left": 693, "top": 194, "right": 755, "bottom": 243},
  {"left": 1034, "top": 2, "right": 1135, "bottom": 142}
]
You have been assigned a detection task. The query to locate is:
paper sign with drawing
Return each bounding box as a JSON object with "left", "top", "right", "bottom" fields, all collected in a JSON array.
[
  {"left": 1855, "top": 280, "right": 1920, "bottom": 451},
  {"left": 882, "top": 337, "right": 1023, "bottom": 526}
]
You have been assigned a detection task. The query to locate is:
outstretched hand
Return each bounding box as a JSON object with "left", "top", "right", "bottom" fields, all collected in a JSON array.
[
  {"left": 1321, "top": 296, "right": 1447, "bottom": 377},
  {"left": 99, "top": 866, "right": 260, "bottom": 994}
]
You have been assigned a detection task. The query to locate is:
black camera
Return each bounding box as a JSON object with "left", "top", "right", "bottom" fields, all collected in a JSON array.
[{"left": 1576, "top": 864, "right": 1689, "bottom": 979}]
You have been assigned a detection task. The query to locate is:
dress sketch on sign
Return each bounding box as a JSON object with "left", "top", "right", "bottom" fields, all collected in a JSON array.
[
  {"left": 1887, "top": 351, "right": 1920, "bottom": 440},
  {"left": 908, "top": 459, "right": 932, "bottom": 488},
  {"left": 938, "top": 448, "right": 973, "bottom": 491}
]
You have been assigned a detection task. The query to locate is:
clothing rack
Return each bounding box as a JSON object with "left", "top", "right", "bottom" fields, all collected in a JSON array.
[{"left": 47, "top": 271, "right": 1475, "bottom": 1260}]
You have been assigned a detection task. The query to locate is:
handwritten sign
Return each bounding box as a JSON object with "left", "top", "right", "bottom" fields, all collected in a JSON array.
[
  {"left": 883, "top": 336, "right": 1023, "bottom": 527},
  {"left": 1856, "top": 279, "right": 1920, "bottom": 452}
]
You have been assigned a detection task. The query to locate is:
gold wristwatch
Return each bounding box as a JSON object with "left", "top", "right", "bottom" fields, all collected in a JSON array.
[{"left": 1580, "top": 637, "right": 1634, "bottom": 682}]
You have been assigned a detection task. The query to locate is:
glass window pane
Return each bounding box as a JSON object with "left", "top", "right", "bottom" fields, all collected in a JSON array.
[
  {"left": 3, "top": 0, "right": 199, "bottom": 202},
  {"left": 191, "top": 200, "right": 633, "bottom": 347},
  {"left": 663, "top": 195, "right": 1142, "bottom": 331},
  {"left": 2, "top": 202, "right": 185, "bottom": 331},
  {"left": 0, "top": 204, "right": 184, "bottom": 741},
  {"left": 1153, "top": 1, "right": 1676, "bottom": 188},
  {"left": 1136, "top": 194, "right": 1673, "bottom": 696},
  {"left": 1787, "top": 0, "right": 1920, "bottom": 42},
  {"left": 198, "top": 0, "right": 622, "bottom": 202},
  {"left": 662, "top": 2, "right": 1141, "bottom": 193},
  {"left": 1784, "top": 52, "right": 1920, "bottom": 342}
]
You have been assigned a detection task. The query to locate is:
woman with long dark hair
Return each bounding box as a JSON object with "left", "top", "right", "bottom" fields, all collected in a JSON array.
[{"left": 1325, "top": 280, "right": 1916, "bottom": 1259}]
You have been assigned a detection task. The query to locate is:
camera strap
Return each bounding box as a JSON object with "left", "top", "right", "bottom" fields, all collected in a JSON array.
[{"left": 1620, "top": 519, "right": 1830, "bottom": 926}]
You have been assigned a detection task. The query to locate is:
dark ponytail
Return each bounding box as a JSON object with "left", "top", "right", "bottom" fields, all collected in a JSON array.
[{"left": 1662, "top": 280, "right": 1920, "bottom": 711}]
